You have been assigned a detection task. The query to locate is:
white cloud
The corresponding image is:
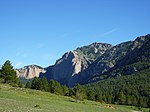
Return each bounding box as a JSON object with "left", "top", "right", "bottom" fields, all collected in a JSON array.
[
  {"left": 100, "top": 29, "right": 117, "bottom": 37},
  {"left": 93, "top": 28, "right": 117, "bottom": 38},
  {"left": 15, "top": 62, "right": 23, "bottom": 68}
]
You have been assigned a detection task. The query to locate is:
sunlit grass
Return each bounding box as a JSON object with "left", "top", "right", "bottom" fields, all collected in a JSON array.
[{"left": 0, "top": 84, "right": 149, "bottom": 112}]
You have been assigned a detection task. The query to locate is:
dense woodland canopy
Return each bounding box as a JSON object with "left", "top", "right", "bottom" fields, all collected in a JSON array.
[{"left": 85, "top": 69, "right": 150, "bottom": 108}]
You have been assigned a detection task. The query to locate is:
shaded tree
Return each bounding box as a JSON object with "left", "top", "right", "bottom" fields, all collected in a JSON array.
[
  {"left": 1, "top": 60, "right": 20, "bottom": 86},
  {"left": 95, "top": 93, "right": 102, "bottom": 102},
  {"left": 126, "top": 95, "right": 132, "bottom": 105},
  {"left": 73, "top": 84, "right": 86, "bottom": 102},
  {"left": 31, "top": 77, "right": 41, "bottom": 90},
  {"left": 86, "top": 90, "right": 96, "bottom": 101},
  {"left": 49, "top": 80, "right": 62, "bottom": 95},
  {"left": 40, "top": 77, "right": 49, "bottom": 92},
  {"left": 117, "top": 91, "right": 126, "bottom": 104},
  {"left": 62, "top": 85, "right": 69, "bottom": 96},
  {"left": 148, "top": 98, "right": 150, "bottom": 112},
  {"left": 68, "top": 88, "right": 74, "bottom": 97},
  {"left": 25, "top": 81, "right": 31, "bottom": 88}
]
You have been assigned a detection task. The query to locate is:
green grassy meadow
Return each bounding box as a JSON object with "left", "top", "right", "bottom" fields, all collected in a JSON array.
[{"left": 0, "top": 84, "right": 149, "bottom": 112}]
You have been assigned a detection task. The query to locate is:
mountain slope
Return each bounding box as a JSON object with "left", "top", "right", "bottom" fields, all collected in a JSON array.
[
  {"left": 116, "top": 34, "right": 150, "bottom": 67},
  {"left": 85, "top": 68, "right": 150, "bottom": 108},
  {"left": 88, "top": 34, "right": 150, "bottom": 83},
  {"left": 40, "top": 43, "right": 112, "bottom": 86},
  {"left": 75, "top": 42, "right": 112, "bottom": 61},
  {"left": 17, "top": 34, "right": 150, "bottom": 88},
  {"left": 16, "top": 65, "right": 46, "bottom": 79},
  {"left": 0, "top": 84, "right": 144, "bottom": 112},
  {"left": 84, "top": 34, "right": 150, "bottom": 84}
]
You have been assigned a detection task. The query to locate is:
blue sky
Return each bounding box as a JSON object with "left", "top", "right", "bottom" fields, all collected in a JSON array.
[{"left": 0, "top": 0, "right": 150, "bottom": 68}]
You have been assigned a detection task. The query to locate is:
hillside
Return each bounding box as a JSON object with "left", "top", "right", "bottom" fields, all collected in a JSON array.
[
  {"left": 0, "top": 84, "right": 149, "bottom": 112},
  {"left": 16, "top": 34, "right": 150, "bottom": 87},
  {"left": 40, "top": 42, "right": 112, "bottom": 87},
  {"left": 85, "top": 34, "right": 150, "bottom": 84},
  {"left": 85, "top": 68, "right": 150, "bottom": 108},
  {"left": 84, "top": 37, "right": 150, "bottom": 107}
]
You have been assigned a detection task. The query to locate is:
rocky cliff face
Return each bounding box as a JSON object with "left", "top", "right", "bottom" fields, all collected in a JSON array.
[
  {"left": 42, "top": 36, "right": 150, "bottom": 87},
  {"left": 41, "top": 42, "right": 112, "bottom": 86},
  {"left": 45, "top": 51, "right": 90, "bottom": 85},
  {"left": 75, "top": 42, "right": 112, "bottom": 61},
  {"left": 87, "top": 34, "right": 150, "bottom": 83},
  {"left": 17, "top": 34, "right": 150, "bottom": 87},
  {"left": 16, "top": 65, "right": 46, "bottom": 79},
  {"left": 72, "top": 34, "right": 150, "bottom": 85}
]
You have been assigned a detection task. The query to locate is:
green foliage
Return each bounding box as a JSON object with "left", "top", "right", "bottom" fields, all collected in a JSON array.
[
  {"left": 73, "top": 84, "right": 86, "bottom": 102},
  {"left": 0, "top": 60, "right": 20, "bottom": 86},
  {"left": 40, "top": 77, "right": 49, "bottom": 92},
  {"left": 86, "top": 90, "right": 96, "bottom": 101},
  {"left": 49, "top": 80, "right": 62, "bottom": 95},
  {"left": 29, "top": 78, "right": 70, "bottom": 97},
  {"left": 0, "top": 71, "right": 2, "bottom": 78},
  {"left": 75, "top": 43, "right": 111, "bottom": 61},
  {"left": 85, "top": 69, "right": 150, "bottom": 108},
  {"left": 2, "top": 84, "right": 147, "bottom": 112},
  {"left": 117, "top": 91, "right": 126, "bottom": 104},
  {"left": 62, "top": 85, "right": 69, "bottom": 96},
  {"left": 68, "top": 88, "right": 74, "bottom": 97},
  {"left": 25, "top": 81, "right": 31, "bottom": 88},
  {"left": 31, "top": 77, "right": 41, "bottom": 90}
]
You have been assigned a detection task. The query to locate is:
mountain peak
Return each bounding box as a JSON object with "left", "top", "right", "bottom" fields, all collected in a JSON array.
[
  {"left": 75, "top": 42, "right": 112, "bottom": 61},
  {"left": 91, "top": 42, "right": 112, "bottom": 46},
  {"left": 16, "top": 65, "right": 46, "bottom": 79},
  {"left": 135, "top": 34, "right": 150, "bottom": 42}
]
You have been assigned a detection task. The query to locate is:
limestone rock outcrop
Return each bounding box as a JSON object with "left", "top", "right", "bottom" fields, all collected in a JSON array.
[{"left": 16, "top": 65, "right": 46, "bottom": 79}]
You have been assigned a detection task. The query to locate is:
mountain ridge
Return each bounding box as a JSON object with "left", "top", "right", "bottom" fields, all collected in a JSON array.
[
  {"left": 16, "top": 65, "right": 46, "bottom": 79},
  {"left": 16, "top": 34, "right": 150, "bottom": 87}
]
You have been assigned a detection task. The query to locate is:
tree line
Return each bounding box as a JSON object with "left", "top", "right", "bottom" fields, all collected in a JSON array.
[
  {"left": 25, "top": 77, "right": 86, "bottom": 102},
  {"left": 0, "top": 60, "right": 86, "bottom": 102},
  {"left": 27, "top": 69, "right": 150, "bottom": 108},
  {"left": 0, "top": 60, "right": 150, "bottom": 108}
]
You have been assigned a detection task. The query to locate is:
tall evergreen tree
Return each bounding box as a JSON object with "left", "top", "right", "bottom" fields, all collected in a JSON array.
[
  {"left": 40, "top": 77, "right": 49, "bottom": 92},
  {"left": 68, "top": 88, "right": 74, "bottom": 97},
  {"left": 0, "top": 70, "right": 2, "bottom": 78},
  {"left": 86, "top": 90, "right": 96, "bottom": 101},
  {"left": 117, "top": 91, "right": 126, "bottom": 104},
  {"left": 49, "top": 80, "right": 62, "bottom": 95},
  {"left": 126, "top": 95, "right": 132, "bottom": 105},
  {"left": 1, "top": 60, "right": 20, "bottom": 85},
  {"left": 31, "top": 77, "right": 41, "bottom": 90},
  {"left": 62, "top": 85, "right": 69, "bottom": 96},
  {"left": 95, "top": 93, "right": 102, "bottom": 102},
  {"left": 73, "top": 84, "right": 86, "bottom": 102}
]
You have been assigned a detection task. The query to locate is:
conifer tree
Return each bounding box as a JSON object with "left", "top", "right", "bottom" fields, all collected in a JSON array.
[
  {"left": 25, "top": 81, "right": 31, "bottom": 88},
  {"left": 62, "top": 85, "right": 69, "bottom": 96},
  {"left": 31, "top": 77, "right": 41, "bottom": 90},
  {"left": 49, "top": 80, "right": 62, "bottom": 95},
  {"left": 73, "top": 84, "right": 85, "bottom": 102},
  {"left": 1, "top": 60, "right": 20, "bottom": 85},
  {"left": 40, "top": 77, "right": 49, "bottom": 91}
]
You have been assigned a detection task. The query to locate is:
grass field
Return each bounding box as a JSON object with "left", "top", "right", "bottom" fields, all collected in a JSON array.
[{"left": 0, "top": 84, "right": 149, "bottom": 112}]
